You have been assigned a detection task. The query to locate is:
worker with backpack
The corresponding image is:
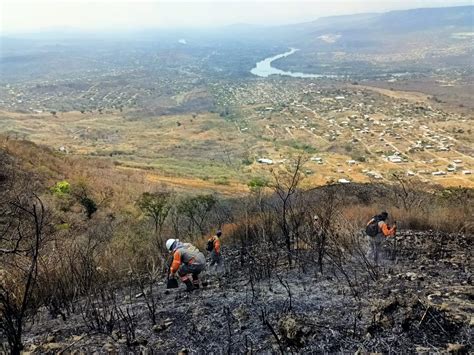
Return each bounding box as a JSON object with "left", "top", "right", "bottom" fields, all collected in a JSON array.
[
  {"left": 207, "top": 229, "right": 222, "bottom": 268},
  {"left": 366, "top": 211, "right": 397, "bottom": 265},
  {"left": 166, "top": 239, "right": 206, "bottom": 292}
]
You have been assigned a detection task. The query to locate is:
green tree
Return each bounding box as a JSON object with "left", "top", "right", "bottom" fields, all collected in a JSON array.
[
  {"left": 72, "top": 182, "right": 97, "bottom": 219},
  {"left": 178, "top": 194, "right": 217, "bottom": 236},
  {"left": 80, "top": 197, "right": 97, "bottom": 219},
  {"left": 137, "top": 191, "right": 172, "bottom": 234}
]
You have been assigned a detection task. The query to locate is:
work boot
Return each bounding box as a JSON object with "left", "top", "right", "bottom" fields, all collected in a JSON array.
[{"left": 184, "top": 279, "right": 195, "bottom": 292}]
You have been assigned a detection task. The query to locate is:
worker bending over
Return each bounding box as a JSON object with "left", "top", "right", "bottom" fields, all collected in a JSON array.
[{"left": 166, "top": 239, "right": 206, "bottom": 291}]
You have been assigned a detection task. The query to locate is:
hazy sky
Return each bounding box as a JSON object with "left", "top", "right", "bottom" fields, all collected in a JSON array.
[{"left": 1, "top": 0, "right": 471, "bottom": 34}]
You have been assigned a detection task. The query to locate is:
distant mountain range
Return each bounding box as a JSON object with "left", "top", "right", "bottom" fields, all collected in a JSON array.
[
  {"left": 254, "top": 5, "right": 471, "bottom": 44},
  {"left": 253, "top": 5, "right": 474, "bottom": 75},
  {"left": 298, "top": 5, "right": 473, "bottom": 32},
  {"left": 3, "top": 5, "right": 472, "bottom": 39},
  {"left": 0, "top": 5, "right": 472, "bottom": 80}
]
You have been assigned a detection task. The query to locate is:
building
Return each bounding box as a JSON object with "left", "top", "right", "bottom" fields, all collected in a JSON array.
[{"left": 338, "top": 178, "right": 351, "bottom": 184}]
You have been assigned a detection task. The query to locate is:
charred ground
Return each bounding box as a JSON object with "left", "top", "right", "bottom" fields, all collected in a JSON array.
[{"left": 20, "top": 231, "right": 472, "bottom": 353}]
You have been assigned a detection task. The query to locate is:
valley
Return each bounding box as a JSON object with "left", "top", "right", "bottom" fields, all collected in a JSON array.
[{"left": 1, "top": 79, "right": 472, "bottom": 190}]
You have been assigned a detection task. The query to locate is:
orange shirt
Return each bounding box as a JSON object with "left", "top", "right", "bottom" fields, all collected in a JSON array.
[
  {"left": 208, "top": 235, "right": 221, "bottom": 254},
  {"left": 170, "top": 250, "right": 182, "bottom": 274},
  {"left": 379, "top": 221, "right": 396, "bottom": 237},
  {"left": 213, "top": 237, "right": 221, "bottom": 254}
]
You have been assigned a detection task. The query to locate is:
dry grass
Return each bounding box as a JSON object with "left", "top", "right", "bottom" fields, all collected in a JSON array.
[
  {"left": 342, "top": 204, "right": 472, "bottom": 234},
  {"left": 352, "top": 85, "right": 432, "bottom": 103},
  {"left": 1, "top": 96, "right": 473, "bottom": 190}
]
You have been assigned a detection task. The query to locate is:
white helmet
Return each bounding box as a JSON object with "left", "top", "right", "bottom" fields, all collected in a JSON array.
[{"left": 166, "top": 239, "right": 177, "bottom": 251}]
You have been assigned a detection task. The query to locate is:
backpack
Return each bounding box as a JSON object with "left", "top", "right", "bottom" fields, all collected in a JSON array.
[
  {"left": 206, "top": 239, "right": 214, "bottom": 251},
  {"left": 365, "top": 216, "right": 380, "bottom": 237}
]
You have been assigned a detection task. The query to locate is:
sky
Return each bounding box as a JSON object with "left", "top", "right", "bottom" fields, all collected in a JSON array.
[{"left": 1, "top": 0, "right": 472, "bottom": 34}]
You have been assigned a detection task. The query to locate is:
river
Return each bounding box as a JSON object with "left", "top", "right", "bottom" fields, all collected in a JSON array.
[{"left": 251, "top": 48, "right": 338, "bottom": 78}]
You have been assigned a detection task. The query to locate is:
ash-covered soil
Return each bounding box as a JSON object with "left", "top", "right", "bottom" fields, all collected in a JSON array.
[{"left": 18, "top": 231, "right": 473, "bottom": 353}]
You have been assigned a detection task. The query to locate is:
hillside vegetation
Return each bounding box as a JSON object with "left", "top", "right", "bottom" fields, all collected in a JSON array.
[{"left": 1, "top": 138, "right": 472, "bottom": 353}]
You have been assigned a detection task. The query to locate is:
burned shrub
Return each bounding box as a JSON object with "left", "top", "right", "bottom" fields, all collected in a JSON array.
[{"left": 278, "top": 314, "right": 313, "bottom": 348}]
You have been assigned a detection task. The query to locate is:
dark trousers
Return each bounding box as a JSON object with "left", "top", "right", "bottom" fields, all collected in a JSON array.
[
  {"left": 178, "top": 262, "right": 205, "bottom": 279},
  {"left": 368, "top": 234, "right": 384, "bottom": 265},
  {"left": 210, "top": 251, "right": 221, "bottom": 266}
]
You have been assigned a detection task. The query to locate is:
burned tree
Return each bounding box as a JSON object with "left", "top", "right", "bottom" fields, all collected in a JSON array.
[
  {"left": 0, "top": 152, "right": 52, "bottom": 354},
  {"left": 312, "top": 185, "right": 344, "bottom": 274},
  {"left": 271, "top": 156, "right": 306, "bottom": 267},
  {"left": 391, "top": 174, "right": 427, "bottom": 214}
]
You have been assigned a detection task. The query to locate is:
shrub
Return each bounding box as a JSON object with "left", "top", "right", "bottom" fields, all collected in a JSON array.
[
  {"left": 248, "top": 176, "right": 268, "bottom": 190},
  {"left": 241, "top": 157, "right": 253, "bottom": 166},
  {"left": 51, "top": 180, "right": 71, "bottom": 197},
  {"left": 290, "top": 141, "right": 317, "bottom": 154}
]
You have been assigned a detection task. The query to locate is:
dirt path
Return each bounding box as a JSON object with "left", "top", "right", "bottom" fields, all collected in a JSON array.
[
  {"left": 117, "top": 167, "right": 249, "bottom": 196},
  {"left": 287, "top": 115, "right": 330, "bottom": 145},
  {"left": 265, "top": 125, "right": 275, "bottom": 137},
  {"left": 352, "top": 85, "right": 432, "bottom": 103}
]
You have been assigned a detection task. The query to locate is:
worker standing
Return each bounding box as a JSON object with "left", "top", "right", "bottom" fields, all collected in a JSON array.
[
  {"left": 366, "top": 211, "right": 397, "bottom": 265},
  {"left": 207, "top": 229, "right": 222, "bottom": 268}
]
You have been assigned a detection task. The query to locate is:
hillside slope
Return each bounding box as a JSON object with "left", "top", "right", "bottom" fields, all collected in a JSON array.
[
  {"left": 1, "top": 137, "right": 473, "bottom": 353},
  {"left": 19, "top": 231, "right": 473, "bottom": 353}
]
